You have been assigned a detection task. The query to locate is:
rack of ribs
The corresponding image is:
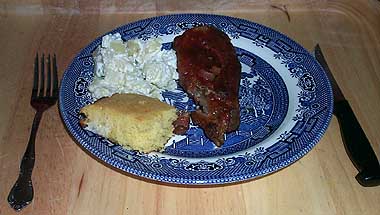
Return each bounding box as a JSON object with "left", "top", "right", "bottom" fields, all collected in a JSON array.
[{"left": 173, "top": 26, "right": 241, "bottom": 146}]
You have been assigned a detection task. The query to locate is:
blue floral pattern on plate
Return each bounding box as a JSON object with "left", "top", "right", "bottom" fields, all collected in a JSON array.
[{"left": 59, "top": 14, "right": 333, "bottom": 185}]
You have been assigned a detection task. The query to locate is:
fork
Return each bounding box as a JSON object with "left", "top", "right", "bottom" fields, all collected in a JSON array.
[{"left": 7, "top": 53, "right": 58, "bottom": 211}]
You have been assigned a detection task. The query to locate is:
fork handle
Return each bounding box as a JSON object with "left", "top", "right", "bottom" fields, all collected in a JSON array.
[{"left": 8, "top": 111, "right": 43, "bottom": 211}]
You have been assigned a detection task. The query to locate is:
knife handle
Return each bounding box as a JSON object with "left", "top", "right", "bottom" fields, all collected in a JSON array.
[{"left": 334, "top": 100, "right": 380, "bottom": 187}]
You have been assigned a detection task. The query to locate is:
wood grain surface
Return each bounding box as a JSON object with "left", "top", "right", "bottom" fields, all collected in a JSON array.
[{"left": 1, "top": 1, "right": 380, "bottom": 214}]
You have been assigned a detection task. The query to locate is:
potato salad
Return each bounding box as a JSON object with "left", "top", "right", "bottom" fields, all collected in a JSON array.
[{"left": 89, "top": 33, "right": 178, "bottom": 100}]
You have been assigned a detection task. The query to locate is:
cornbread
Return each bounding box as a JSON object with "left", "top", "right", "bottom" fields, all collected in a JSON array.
[{"left": 79, "top": 93, "right": 177, "bottom": 153}]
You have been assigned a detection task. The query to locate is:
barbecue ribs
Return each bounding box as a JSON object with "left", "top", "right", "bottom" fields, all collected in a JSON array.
[{"left": 173, "top": 26, "right": 241, "bottom": 146}]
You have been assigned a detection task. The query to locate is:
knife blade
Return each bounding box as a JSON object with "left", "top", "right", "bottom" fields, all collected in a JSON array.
[{"left": 314, "top": 44, "right": 380, "bottom": 187}]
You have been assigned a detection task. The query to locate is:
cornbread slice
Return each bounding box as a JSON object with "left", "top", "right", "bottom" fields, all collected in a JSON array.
[{"left": 79, "top": 93, "right": 177, "bottom": 153}]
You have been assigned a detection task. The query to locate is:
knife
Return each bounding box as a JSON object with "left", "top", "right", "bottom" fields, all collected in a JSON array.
[{"left": 314, "top": 44, "right": 380, "bottom": 187}]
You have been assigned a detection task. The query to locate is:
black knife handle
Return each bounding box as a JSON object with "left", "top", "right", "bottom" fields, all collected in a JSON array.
[{"left": 334, "top": 100, "right": 380, "bottom": 187}]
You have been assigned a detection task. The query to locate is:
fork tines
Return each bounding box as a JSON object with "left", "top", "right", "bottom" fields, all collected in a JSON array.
[{"left": 33, "top": 53, "right": 58, "bottom": 99}]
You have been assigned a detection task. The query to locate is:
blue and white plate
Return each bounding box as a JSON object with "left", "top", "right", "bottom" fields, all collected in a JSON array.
[{"left": 59, "top": 14, "right": 333, "bottom": 185}]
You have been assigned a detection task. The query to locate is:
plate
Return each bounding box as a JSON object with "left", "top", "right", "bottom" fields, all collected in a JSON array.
[{"left": 59, "top": 14, "right": 333, "bottom": 185}]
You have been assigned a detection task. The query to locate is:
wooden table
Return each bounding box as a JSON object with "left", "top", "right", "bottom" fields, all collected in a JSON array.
[{"left": 1, "top": 1, "right": 380, "bottom": 214}]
